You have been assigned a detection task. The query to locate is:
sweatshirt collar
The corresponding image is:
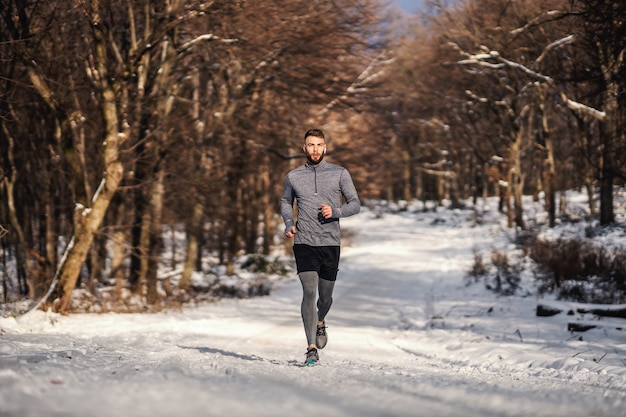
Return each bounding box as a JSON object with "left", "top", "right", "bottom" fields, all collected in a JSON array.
[{"left": 305, "top": 160, "right": 327, "bottom": 169}]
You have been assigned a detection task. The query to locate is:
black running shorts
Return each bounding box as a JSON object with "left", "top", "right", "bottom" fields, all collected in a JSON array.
[{"left": 293, "top": 244, "right": 340, "bottom": 281}]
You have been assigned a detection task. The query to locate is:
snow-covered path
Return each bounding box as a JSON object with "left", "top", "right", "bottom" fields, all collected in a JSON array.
[{"left": 1, "top": 207, "right": 625, "bottom": 417}]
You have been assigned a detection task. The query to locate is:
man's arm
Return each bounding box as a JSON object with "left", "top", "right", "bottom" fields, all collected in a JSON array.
[
  {"left": 333, "top": 169, "right": 360, "bottom": 218},
  {"left": 280, "top": 175, "right": 296, "bottom": 235}
]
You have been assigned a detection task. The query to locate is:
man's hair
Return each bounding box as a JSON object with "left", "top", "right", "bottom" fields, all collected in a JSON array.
[{"left": 304, "top": 128, "right": 325, "bottom": 141}]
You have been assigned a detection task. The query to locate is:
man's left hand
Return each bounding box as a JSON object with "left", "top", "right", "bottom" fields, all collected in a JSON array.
[{"left": 320, "top": 204, "right": 333, "bottom": 219}]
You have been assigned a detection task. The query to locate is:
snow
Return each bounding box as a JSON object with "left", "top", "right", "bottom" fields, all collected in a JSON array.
[{"left": 2, "top": 197, "right": 626, "bottom": 417}]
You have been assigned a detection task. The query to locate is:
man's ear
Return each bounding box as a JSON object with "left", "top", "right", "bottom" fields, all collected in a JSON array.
[{"left": 323, "top": 148, "right": 326, "bottom": 154}]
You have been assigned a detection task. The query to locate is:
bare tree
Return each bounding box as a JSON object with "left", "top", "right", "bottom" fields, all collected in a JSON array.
[
  {"left": 380, "top": 0, "right": 621, "bottom": 231},
  {"left": 21, "top": 1, "right": 219, "bottom": 313},
  {"left": 573, "top": 0, "right": 626, "bottom": 225}
]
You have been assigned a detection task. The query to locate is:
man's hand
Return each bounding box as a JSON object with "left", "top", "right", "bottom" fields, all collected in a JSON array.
[
  {"left": 285, "top": 225, "right": 296, "bottom": 239},
  {"left": 320, "top": 204, "right": 333, "bottom": 219}
]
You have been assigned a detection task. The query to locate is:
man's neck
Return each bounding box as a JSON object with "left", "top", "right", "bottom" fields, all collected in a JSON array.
[{"left": 306, "top": 160, "right": 325, "bottom": 167}]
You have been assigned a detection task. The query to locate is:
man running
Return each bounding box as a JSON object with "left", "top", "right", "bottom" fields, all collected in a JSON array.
[{"left": 280, "top": 128, "right": 361, "bottom": 365}]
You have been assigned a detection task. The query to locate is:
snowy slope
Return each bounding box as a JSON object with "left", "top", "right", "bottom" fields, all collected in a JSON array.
[{"left": 1, "top": 200, "right": 625, "bottom": 417}]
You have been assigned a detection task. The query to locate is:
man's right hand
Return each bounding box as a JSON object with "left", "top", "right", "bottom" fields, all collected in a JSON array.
[{"left": 285, "top": 226, "right": 296, "bottom": 239}]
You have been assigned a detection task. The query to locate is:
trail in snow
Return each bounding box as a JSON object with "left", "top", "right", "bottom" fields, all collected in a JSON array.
[{"left": 1, "top": 206, "right": 625, "bottom": 417}]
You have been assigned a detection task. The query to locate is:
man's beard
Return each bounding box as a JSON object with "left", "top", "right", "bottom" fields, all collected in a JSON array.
[{"left": 306, "top": 152, "right": 324, "bottom": 165}]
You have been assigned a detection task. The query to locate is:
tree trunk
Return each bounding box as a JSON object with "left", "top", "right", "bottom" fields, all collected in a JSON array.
[
  {"left": 598, "top": 77, "right": 618, "bottom": 225},
  {"left": 181, "top": 202, "right": 204, "bottom": 291},
  {"left": 261, "top": 158, "right": 276, "bottom": 256},
  {"left": 510, "top": 106, "right": 531, "bottom": 230},
  {"left": 512, "top": 170, "right": 525, "bottom": 230},
  {"left": 129, "top": 193, "right": 146, "bottom": 292},
  {"left": 1, "top": 130, "right": 30, "bottom": 295},
  {"left": 245, "top": 184, "right": 258, "bottom": 254},
  {"left": 584, "top": 177, "right": 595, "bottom": 216},
  {"left": 599, "top": 135, "right": 614, "bottom": 225},
  {"left": 145, "top": 25, "right": 183, "bottom": 302},
  {"left": 539, "top": 85, "right": 556, "bottom": 228},
  {"left": 48, "top": 2, "right": 126, "bottom": 314},
  {"left": 482, "top": 162, "right": 489, "bottom": 200},
  {"left": 591, "top": 2, "right": 624, "bottom": 226},
  {"left": 416, "top": 170, "right": 424, "bottom": 202},
  {"left": 88, "top": 234, "right": 106, "bottom": 293},
  {"left": 181, "top": 67, "right": 206, "bottom": 291},
  {"left": 505, "top": 174, "right": 513, "bottom": 228},
  {"left": 226, "top": 185, "right": 243, "bottom": 276},
  {"left": 402, "top": 150, "right": 411, "bottom": 203},
  {"left": 52, "top": 168, "right": 123, "bottom": 314},
  {"left": 145, "top": 168, "right": 164, "bottom": 307},
  {"left": 437, "top": 177, "right": 444, "bottom": 207},
  {"left": 44, "top": 192, "right": 57, "bottom": 293},
  {"left": 110, "top": 200, "right": 128, "bottom": 299}
]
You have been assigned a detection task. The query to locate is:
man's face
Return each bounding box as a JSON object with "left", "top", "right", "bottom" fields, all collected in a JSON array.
[{"left": 303, "top": 135, "right": 326, "bottom": 165}]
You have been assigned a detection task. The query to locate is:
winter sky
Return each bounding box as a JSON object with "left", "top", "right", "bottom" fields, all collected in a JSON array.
[{"left": 393, "top": 0, "right": 426, "bottom": 14}]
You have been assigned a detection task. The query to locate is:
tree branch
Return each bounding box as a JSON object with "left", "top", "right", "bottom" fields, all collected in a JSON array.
[
  {"left": 319, "top": 52, "right": 393, "bottom": 115},
  {"left": 178, "top": 34, "right": 238, "bottom": 53},
  {"left": 451, "top": 43, "right": 606, "bottom": 121},
  {"left": 510, "top": 10, "right": 575, "bottom": 37}
]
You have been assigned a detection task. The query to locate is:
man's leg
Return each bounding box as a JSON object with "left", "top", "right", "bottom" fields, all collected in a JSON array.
[
  {"left": 299, "top": 271, "right": 319, "bottom": 347},
  {"left": 317, "top": 245, "right": 339, "bottom": 323},
  {"left": 317, "top": 277, "right": 335, "bottom": 323},
  {"left": 315, "top": 277, "right": 335, "bottom": 349}
]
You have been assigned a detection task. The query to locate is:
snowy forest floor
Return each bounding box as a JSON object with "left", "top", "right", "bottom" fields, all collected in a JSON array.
[{"left": 1, "top": 194, "right": 626, "bottom": 417}]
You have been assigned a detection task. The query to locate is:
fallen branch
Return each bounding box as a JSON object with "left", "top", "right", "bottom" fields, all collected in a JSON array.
[
  {"left": 576, "top": 305, "right": 626, "bottom": 319},
  {"left": 567, "top": 321, "right": 625, "bottom": 332},
  {"left": 537, "top": 302, "right": 626, "bottom": 319},
  {"left": 567, "top": 322, "right": 597, "bottom": 332},
  {"left": 536, "top": 304, "right": 563, "bottom": 317}
]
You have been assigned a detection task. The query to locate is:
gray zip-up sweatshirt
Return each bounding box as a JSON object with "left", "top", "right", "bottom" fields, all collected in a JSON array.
[{"left": 281, "top": 160, "right": 361, "bottom": 247}]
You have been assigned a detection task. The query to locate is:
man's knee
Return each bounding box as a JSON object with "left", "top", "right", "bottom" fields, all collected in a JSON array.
[
  {"left": 318, "top": 279, "right": 335, "bottom": 300},
  {"left": 299, "top": 271, "right": 318, "bottom": 295}
]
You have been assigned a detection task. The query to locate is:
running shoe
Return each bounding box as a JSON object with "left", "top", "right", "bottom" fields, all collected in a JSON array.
[
  {"left": 316, "top": 322, "right": 328, "bottom": 349},
  {"left": 304, "top": 347, "right": 319, "bottom": 366}
]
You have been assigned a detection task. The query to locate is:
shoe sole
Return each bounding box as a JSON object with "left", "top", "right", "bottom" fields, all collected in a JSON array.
[{"left": 316, "top": 326, "right": 327, "bottom": 349}]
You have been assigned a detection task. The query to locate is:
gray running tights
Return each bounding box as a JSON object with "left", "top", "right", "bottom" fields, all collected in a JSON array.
[{"left": 299, "top": 271, "right": 335, "bottom": 346}]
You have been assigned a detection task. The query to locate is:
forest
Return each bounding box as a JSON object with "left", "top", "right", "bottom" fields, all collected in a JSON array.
[{"left": 1, "top": 0, "right": 624, "bottom": 314}]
